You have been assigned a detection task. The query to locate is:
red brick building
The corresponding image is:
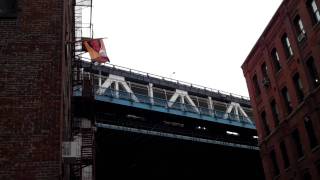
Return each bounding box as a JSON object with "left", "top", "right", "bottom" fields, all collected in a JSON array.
[
  {"left": 0, "top": 0, "right": 74, "bottom": 179},
  {"left": 242, "top": 0, "right": 320, "bottom": 179}
]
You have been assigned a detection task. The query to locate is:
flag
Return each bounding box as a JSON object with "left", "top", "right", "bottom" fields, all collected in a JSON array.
[{"left": 82, "top": 38, "right": 110, "bottom": 63}]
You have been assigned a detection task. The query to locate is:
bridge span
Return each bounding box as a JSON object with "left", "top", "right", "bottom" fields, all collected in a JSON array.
[{"left": 70, "top": 61, "right": 264, "bottom": 179}]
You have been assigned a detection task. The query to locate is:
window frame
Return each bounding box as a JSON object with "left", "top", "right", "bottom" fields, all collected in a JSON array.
[
  {"left": 281, "top": 34, "right": 294, "bottom": 59},
  {"left": 281, "top": 87, "right": 293, "bottom": 114},
  {"left": 252, "top": 74, "right": 261, "bottom": 96},
  {"left": 0, "top": 0, "right": 17, "bottom": 18},
  {"left": 270, "top": 149, "right": 280, "bottom": 177},
  {"left": 307, "top": 0, "right": 320, "bottom": 24},
  {"left": 304, "top": 116, "right": 318, "bottom": 149},
  {"left": 270, "top": 99, "right": 280, "bottom": 126},
  {"left": 261, "top": 111, "right": 270, "bottom": 136},
  {"left": 303, "top": 170, "right": 312, "bottom": 180},
  {"left": 293, "top": 15, "right": 306, "bottom": 42},
  {"left": 261, "top": 62, "right": 270, "bottom": 88},
  {"left": 292, "top": 72, "right": 304, "bottom": 103},
  {"left": 271, "top": 48, "right": 282, "bottom": 72},
  {"left": 306, "top": 57, "right": 320, "bottom": 88},
  {"left": 280, "top": 141, "right": 290, "bottom": 169},
  {"left": 292, "top": 129, "right": 304, "bottom": 158}
]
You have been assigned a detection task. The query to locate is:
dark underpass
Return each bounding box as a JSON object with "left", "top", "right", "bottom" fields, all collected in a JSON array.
[{"left": 96, "top": 128, "right": 265, "bottom": 180}]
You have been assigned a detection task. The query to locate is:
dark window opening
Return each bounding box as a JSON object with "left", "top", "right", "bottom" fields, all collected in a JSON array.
[
  {"left": 316, "top": 161, "right": 320, "bottom": 176},
  {"left": 306, "top": 57, "right": 320, "bottom": 88},
  {"left": 271, "top": 48, "right": 281, "bottom": 72},
  {"left": 0, "top": 0, "right": 17, "bottom": 18},
  {"left": 281, "top": 87, "right": 292, "bottom": 114},
  {"left": 253, "top": 74, "right": 261, "bottom": 96},
  {"left": 261, "top": 63, "right": 270, "bottom": 87},
  {"left": 307, "top": 0, "right": 320, "bottom": 24},
  {"left": 281, "top": 34, "right": 294, "bottom": 58},
  {"left": 303, "top": 171, "right": 312, "bottom": 180},
  {"left": 270, "top": 150, "right": 280, "bottom": 176},
  {"left": 280, "top": 141, "right": 290, "bottom": 168},
  {"left": 304, "top": 116, "right": 318, "bottom": 149},
  {"left": 294, "top": 15, "right": 306, "bottom": 42},
  {"left": 293, "top": 73, "right": 304, "bottom": 103},
  {"left": 292, "top": 129, "right": 304, "bottom": 158},
  {"left": 271, "top": 100, "right": 280, "bottom": 126},
  {"left": 261, "top": 111, "right": 270, "bottom": 136}
]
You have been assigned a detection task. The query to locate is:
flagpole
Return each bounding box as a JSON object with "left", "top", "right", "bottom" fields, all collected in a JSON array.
[
  {"left": 65, "top": 37, "right": 108, "bottom": 44},
  {"left": 89, "top": 0, "right": 93, "bottom": 37}
]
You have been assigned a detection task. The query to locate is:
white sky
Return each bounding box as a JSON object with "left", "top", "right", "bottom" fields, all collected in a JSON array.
[{"left": 88, "top": 0, "right": 283, "bottom": 97}]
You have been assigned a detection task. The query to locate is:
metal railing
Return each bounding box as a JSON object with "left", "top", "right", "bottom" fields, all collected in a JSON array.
[
  {"left": 80, "top": 60, "right": 251, "bottom": 101},
  {"left": 93, "top": 86, "right": 255, "bottom": 126}
]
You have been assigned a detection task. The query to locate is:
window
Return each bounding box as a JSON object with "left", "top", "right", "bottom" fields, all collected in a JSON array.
[
  {"left": 270, "top": 150, "right": 280, "bottom": 176},
  {"left": 0, "top": 0, "right": 16, "bottom": 17},
  {"left": 316, "top": 161, "right": 320, "bottom": 176},
  {"left": 306, "top": 57, "right": 320, "bottom": 88},
  {"left": 281, "top": 87, "right": 292, "bottom": 114},
  {"left": 261, "top": 63, "right": 270, "bottom": 87},
  {"left": 271, "top": 48, "right": 281, "bottom": 72},
  {"left": 293, "top": 73, "right": 304, "bottom": 103},
  {"left": 304, "top": 116, "right": 318, "bottom": 149},
  {"left": 292, "top": 129, "right": 304, "bottom": 158},
  {"left": 303, "top": 171, "right": 312, "bottom": 180},
  {"left": 281, "top": 34, "right": 294, "bottom": 58},
  {"left": 253, "top": 74, "right": 261, "bottom": 96},
  {"left": 293, "top": 15, "right": 306, "bottom": 42},
  {"left": 280, "top": 141, "right": 290, "bottom": 168},
  {"left": 261, "top": 111, "right": 270, "bottom": 136},
  {"left": 270, "top": 100, "right": 280, "bottom": 126},
  {"left": 307, "top": 0, "right": 320, "bottom": 24}
]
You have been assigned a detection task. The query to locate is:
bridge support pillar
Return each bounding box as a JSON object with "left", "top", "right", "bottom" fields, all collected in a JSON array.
[
  {"left": 148, "top": 83, "right": 154, "bottom": 105},
  {"left": 208, "top": 97, "right": 214, "bottom": 116}
]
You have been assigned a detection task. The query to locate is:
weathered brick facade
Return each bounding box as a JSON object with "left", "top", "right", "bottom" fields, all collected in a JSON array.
[
  {"left": 242, "top": 0, "right": 320, "bottom": 179},
  {"left": 0, "top": 0, "right": 73, "bottom": 179}
]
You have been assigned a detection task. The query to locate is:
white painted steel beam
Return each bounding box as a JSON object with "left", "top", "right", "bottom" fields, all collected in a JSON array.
[
  {"left": 148, "top": 83, "right": 154, "bottom": 105},
  {"left": 97, "top": 74, "right": 139, "bottom": 102},
  {"left": 95, "top": 75, "right": 253, "bottom": 124},
  {"left": 223, "top": 102, "right": 252, "bottom": 123},
  {"left": 168, "top": 90, "right": 199, "bottom": 113}
]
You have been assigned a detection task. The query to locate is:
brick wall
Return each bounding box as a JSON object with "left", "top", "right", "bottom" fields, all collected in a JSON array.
[
  {"left": 0, "top": 0, "right": 72, "bottom": 179},
  {"left": 242, "top": 0, "right": 320, "bottom": 179}
]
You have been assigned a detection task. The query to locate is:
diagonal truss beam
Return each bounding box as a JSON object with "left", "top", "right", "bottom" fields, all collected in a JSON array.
[
  {"left": 97, "top": 74, "right": 139, "bottom": 102},
  {"left": 168, "top": 90, "right": 199, "bottom": 113},
  {"left": 223, "top": 102, "right": 252, "bottom": 123}
]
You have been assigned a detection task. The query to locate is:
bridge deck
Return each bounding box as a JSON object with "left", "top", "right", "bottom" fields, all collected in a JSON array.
[
  {"left": 74, "top": 86, "right": 256, "bottom": 129},
  {"left": 79, "top": 61, "right": 251, "bottom": 107}
]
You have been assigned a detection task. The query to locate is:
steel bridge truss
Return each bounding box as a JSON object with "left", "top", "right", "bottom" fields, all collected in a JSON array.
[{"left": 74, "top": 72, "right": 255, "bottom": 129}]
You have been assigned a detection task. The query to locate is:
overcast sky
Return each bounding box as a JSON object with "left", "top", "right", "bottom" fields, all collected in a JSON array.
[{"left": 88, "top": 0, "right": 283, "bottom": 97}]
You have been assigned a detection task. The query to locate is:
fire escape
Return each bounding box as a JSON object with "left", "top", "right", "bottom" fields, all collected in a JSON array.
[{"left": 65, "top": 0, "right": 95, "bottom": 179}]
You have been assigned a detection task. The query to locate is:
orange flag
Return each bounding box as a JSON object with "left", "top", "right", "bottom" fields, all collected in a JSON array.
[{"left": 82, "top": 38, "right": 110, "bottom": 63}]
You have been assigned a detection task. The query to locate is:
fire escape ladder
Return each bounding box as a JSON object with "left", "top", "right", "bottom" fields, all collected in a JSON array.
[
  {"left": 72, "top": 0, "right": 93, "bottom": 87},
  {"left": 80, "top": 128, "right": 94, "bottom": 166},
  {"left": 70, "top": 126, "right": 95, "bottom": 180},
  {"left": 71, "top": 0, "right": 94, "bottom": 179}
]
